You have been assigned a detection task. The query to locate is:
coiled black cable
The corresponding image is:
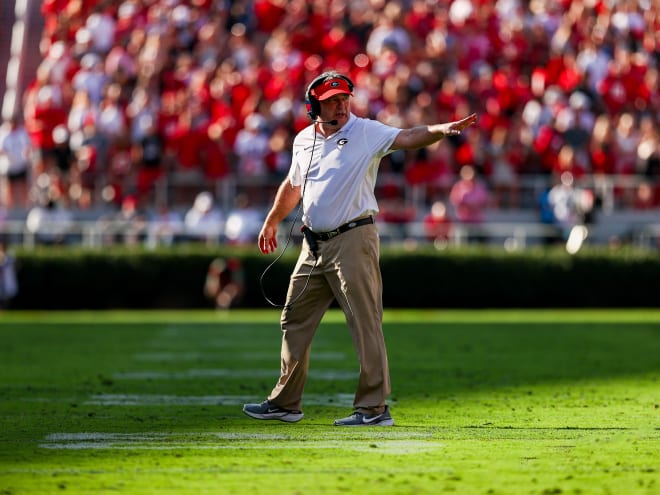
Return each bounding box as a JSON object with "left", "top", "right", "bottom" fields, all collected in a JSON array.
[{"left": 259, "top": 124, "right": 320, "bottom": 310}]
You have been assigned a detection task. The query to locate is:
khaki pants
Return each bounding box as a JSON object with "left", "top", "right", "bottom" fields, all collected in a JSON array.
[{"left": 268, "top": 223, "right": 391, "bottom": 414}]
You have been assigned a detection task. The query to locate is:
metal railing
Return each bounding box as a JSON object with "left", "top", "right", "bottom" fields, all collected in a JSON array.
[
  {"left": 154, "top": 172, "right": 659, "bottom": 213},
  {"left": 2, "top": 215, "right": 659, "bottom": 250},
  {"left": 2, "top": 172, "right": 659, "bottom": 249}
]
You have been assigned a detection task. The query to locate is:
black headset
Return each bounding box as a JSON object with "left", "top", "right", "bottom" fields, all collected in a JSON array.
[{"left": 305, "top": 71, "right": 355, "bottom": 121}]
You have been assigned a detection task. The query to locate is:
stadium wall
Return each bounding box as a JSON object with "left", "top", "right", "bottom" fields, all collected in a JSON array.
[{"left": 6, "top": 246, "right": 660, "bottom": 309}]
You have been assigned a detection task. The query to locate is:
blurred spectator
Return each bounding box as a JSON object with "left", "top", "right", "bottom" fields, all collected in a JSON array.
[
  {"left": 166, "top": 95, "right": 211, "bottom": 203},
  {"left": 25, "top": 195, "right": 74, "bottom": 245},
  {"left": 183, "top": 191, "right": 224, "bottom": 243},
  {"left": 589, "top": 115, "right": 616, "bottom": 175},
  {"left": 0, "top": 239, "right": 18, "bottom": 309},
  {"left": 449, "top": 164, "right": 490, "bottom": 243},
  {"left": 233, "top": 113, "right": 271, "bottom": 177},
  {"left": 145, "top": 201, "right": 184, "bottom": 248},
  {"left": 96, "top": 83, "right": 128, "bottom": 145},
  {"left": 366, "top": 2, "right": 411, "bottom": 61},
  {"left": 105, "top": 40, "right": 138, "bottom": 83},
  {"left": 0, "top": 115, "right": 33, "bottom": 209},
  {"left": 376, "top": 183, "right": 417, "bottom": 240},
  {"left": 84, "top": 7, "right": 117, "bottom": 54},
  {"left": 97, "top": 195, "right": 147, "bottom": 245},
  {"left": 449, "top": 165, "right": 490, "bottom": 224},
  {"left": 266, "top": 125, "right": 293, "bottom": 179},
  {"left": 405, "top": 141, "right": 456, "bottom": 201},
  {"left": 633, "top": 181, "right": 657, "bottom": 210},
  {"left": 423, "top": 200, "right": 452, "bottom": 247},
  {"left": 131, "top": 114, "right": 165, "bottom": 203},
  {"left": 546, "top": 172, "right": 595, "bottom": 229},
  {"left": 612, "top": 112, "right": 639, "bottom": 176},
  {"left": 67, "top": 90, "right": 98, "bottom": 137},
  {"left": 636, "top": 115, "right": 659, "bottom": 177},
  {"left": 545, "top": 171, "right": 596, "bottom": 253},
  {"left": 487, "top": 125, "right": 520, "bottom": 209},
  {"left": 69, "top": 116, "right": 108, "bottom": 209},
  {"left": 224, "top": 193, "right": 264, "bottom": 245},
  {"left": 72, "top": 53, "right": 107, "bottom": 105},
  {"left": 23, "top": 83, "right": 67, "bottom": 178},
  {"left": 204, "top": 258, "right": 245, "bottom": 309},
  {"left": 203, "top": 257, "right": 245, "bottom": 310}
]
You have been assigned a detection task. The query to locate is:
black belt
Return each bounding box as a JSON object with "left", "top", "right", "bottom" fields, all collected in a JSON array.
[{"left": 302, "top": 216, "right": 374, "bottom": 242}]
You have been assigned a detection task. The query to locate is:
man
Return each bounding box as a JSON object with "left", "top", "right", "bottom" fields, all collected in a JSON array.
[
  {"left": 243, "top": 70, "right": 477, "bottom": 426},
  {"left": 0, "top": 114, "right": 33, "bottom": 208}
]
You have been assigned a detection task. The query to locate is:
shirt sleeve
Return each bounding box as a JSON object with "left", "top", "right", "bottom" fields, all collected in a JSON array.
[
  {"left": 287, "top": 135, "right": 305, "bottom": 187},
  {"left": 360, "top": 118, "right": 400, "bottom": 158}
]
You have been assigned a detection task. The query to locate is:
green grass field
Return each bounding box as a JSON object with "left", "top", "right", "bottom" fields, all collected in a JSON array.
[{"left": 0, "top": 309, "right": 658, "bottom": 495}]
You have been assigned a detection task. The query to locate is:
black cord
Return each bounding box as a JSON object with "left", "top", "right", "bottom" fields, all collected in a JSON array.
[{"left": 259, "top": 122, "right": 320, "bottom": 310}]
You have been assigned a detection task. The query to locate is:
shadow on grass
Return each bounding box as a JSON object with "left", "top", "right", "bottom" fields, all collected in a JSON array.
[
  {"left": 1, "top": 318, "right": 658, "bottom": 438},
  {"left": 2, "top": 319, "right": 658, "bottom": 398},
  {"left": 384, "top": 322, "right": 660, "bottom": 397}
]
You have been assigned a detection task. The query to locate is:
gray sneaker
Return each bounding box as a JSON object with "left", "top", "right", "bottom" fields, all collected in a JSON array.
[
  {"left": 242, "top": 400, "right": 304, "bottom": 423},
  {"left": 333, "top": 405, "right": 394, "bottom": 426}
]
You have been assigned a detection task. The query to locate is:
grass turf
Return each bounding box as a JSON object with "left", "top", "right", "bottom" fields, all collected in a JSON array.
[{"left": 0, "top": 309, "right": 658, "bottom": 495}]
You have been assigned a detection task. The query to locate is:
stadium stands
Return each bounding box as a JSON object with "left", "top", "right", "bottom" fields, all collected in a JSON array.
[{"left": 0, "top": 0, "right": 659, "bottom": 248}]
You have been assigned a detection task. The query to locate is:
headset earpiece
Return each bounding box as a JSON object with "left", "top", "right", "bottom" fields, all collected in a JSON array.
[
  {"left": 305, "top": 97, "right": 318, "bottom": 121},
  {"left": 305, "top": 74, "right": 325, "bottom": 120}
]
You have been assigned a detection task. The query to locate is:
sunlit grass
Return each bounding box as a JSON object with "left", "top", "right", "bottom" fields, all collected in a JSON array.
[{"left": 0, "top": 310, "right": 658, "bottom": 495}]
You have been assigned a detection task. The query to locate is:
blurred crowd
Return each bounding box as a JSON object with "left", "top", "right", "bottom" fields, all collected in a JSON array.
[{"left": 1, "top": 0, "right": 659, "bottom": 246}]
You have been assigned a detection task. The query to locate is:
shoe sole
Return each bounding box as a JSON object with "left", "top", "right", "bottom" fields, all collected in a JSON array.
[
  {"left": 242, "top": 407, "right": 304, "bottom": 423},
  {"left": 334, "top": 418, "right": 395, "bottom": 427}
]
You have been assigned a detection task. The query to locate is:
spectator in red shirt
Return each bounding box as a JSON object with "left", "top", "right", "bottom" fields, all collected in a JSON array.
[
  {"left": 405, "top": 141, "right": 456, "bottom": 201},
  {"left": 167, "top": 96, "right": 210, "bottom": 186},
  {"left": 24, "top": 84, "right": 68, "bottom": 177},
  {"left": 423, "top": 199, "right": 452, "bottom": 247},
  {"left": 589, "top": 115, "right": 616, "bottom": 175}
]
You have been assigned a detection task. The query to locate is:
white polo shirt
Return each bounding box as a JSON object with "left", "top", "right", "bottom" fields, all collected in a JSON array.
[{"left": 289, "top": 113, "right": 400, "bottom": 232}]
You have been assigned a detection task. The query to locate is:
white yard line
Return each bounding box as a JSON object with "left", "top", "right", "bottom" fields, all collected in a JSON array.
[
  {"left": 39, "top": 431, "right": 441, "bottom": 454},
  {"left": 132, "top": 351, "right": 347, "bottom": 362},
  {"left": 38, "top": 441, "right": 440, "bottom": 453},
  {"left": 83, "top": 393, "right": 357, "bottom": 407},
  {"left": 113, "top": 369, "right": 357, "bottom": 380}
]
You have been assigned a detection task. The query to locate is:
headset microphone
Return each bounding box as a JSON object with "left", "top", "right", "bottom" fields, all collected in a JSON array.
[{"left": 316, "top": 119, "right": 338, "bottom": 125}]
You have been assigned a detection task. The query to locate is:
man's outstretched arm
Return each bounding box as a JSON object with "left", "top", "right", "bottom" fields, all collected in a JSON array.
[{"left": 390, "top": 113, "right": 478, "bottom": 151}]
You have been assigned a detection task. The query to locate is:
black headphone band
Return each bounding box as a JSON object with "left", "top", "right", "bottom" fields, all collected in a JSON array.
[{"left": 305, "top": 71, "right": 354, "bottom": 120}]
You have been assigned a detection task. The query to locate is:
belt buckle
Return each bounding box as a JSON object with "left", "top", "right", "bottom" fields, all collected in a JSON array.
[{"left": 325, "top": 229, "right": 339, "bottom": 239}]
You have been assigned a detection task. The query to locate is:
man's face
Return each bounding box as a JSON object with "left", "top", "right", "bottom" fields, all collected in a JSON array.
[{"left": 319, "top": 94, "right": 350, "bottom": 127}]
